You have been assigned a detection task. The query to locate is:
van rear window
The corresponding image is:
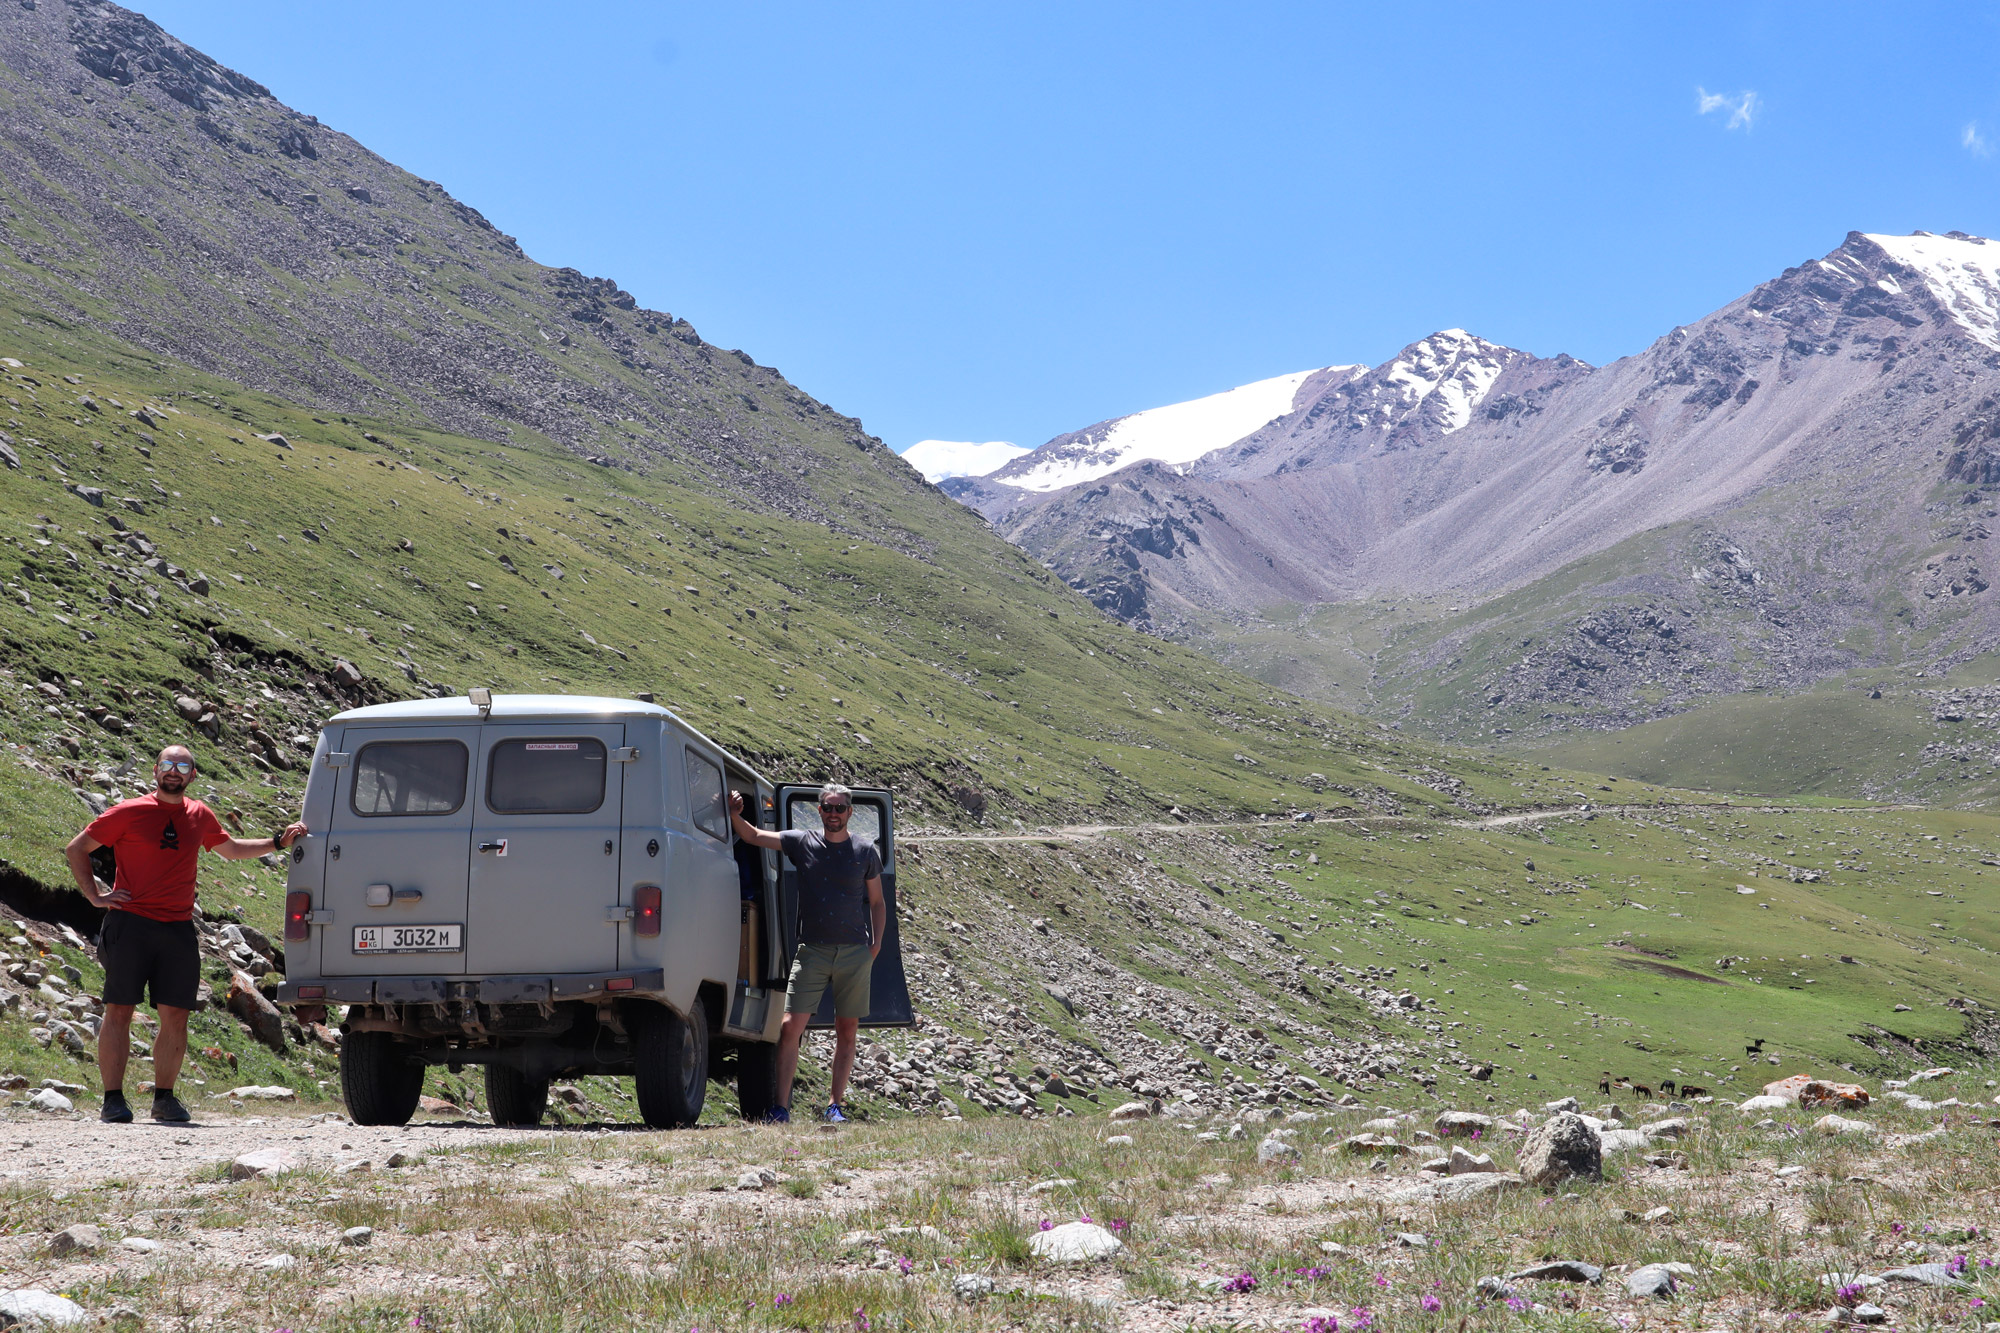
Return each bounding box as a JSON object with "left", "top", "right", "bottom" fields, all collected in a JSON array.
[
  {"left": 685, "top": 749, "right": 726, "bottom": 840},
  {"left": 350, "top": 741, "right": 468, "bottom": 817},
  {"left": 487, "top": 738, "right": 607, "bottom": 814}
]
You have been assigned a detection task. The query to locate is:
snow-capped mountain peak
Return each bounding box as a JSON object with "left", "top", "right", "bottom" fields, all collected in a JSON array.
[
  {"left": 900, "top": 438, "right": 1032, "bottom": 482},
  {"left": 987, "top": 366, "right": 1352, "bottom": 493},
  {"left": 1861, "top": 231, "right": 2000, "bottom": 350},
  {"left": 1360, "top": 329, "right": 1518, "bottom": 437}
]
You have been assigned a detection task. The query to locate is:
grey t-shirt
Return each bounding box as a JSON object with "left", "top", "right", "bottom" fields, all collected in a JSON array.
[{"left": 779, "top": 829, "right": 882, "bottom": 946}]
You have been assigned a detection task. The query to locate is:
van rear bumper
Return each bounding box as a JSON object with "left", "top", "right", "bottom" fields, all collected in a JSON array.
[{"left": 276, "top": 970, "right": 666, "bottom": 1006}]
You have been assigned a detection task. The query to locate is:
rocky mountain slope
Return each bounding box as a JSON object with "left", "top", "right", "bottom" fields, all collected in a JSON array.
[{"left": 952, "top": 233, "right": 2000, "bottom": 757}]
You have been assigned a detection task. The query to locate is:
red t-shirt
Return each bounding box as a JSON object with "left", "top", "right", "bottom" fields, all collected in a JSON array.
[{"left": 84, "top": 793, "right": 229, "bottom": 922}]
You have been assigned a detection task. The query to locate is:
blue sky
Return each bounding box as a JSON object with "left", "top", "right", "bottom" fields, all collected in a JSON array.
[{"left": 136, "top": 2, "right": 2000, "bottom": 452}]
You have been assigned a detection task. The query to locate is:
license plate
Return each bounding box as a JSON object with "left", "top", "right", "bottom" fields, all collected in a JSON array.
[{"left": 353, "top": 924, "right": 463, "bottom": 954}]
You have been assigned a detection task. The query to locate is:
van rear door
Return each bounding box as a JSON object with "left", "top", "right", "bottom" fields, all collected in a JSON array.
[
  {"left": 320, "top": 726, "right": 477, "bottom": 977},
  {"left": 775, "top": 786, "right": 913, "bottom": 1027},
  {"left": 467, "top": 723, "right": 625, "bottom": 975}
]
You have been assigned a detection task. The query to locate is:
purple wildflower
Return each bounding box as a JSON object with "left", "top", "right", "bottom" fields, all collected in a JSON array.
[
  {"left": 852, "top": 1308, "right": 870, "bottom": 1333},
  {"left": 1294, "top": 1265, "right": 1331, "bottom": 1280},
  {"left": 1837, "top": 1283, "right": 1865, "bottom": 1307},
  {"left": 1222, "top": 1272, "right": 1259, "bottom": 1295},
  {"left": 1947, "top": 1254, "right": 1970, "bottom": 1277},
  {"left": 897, "top": 1256, "right": 914, "bottom": 1275},
  {"left": 1303, "top": 1318, "right": 1340, "bottom": 1333},
  {"left": 1505, "top": 1297, "right": 1529, "bottom": 1313},
  {"left": 1109, "top": 1218, "right": 1130, "bottom": 1233},
  {"left": 1421, "top": 1294, "right": 1443, "bottom": 1312},
  {"left": 1471, "top": 1127, "right": 1482, "bottom": 1141},
  {"left": 1038, "top": 1218, "right": 1053, "bottom": 1231},
  {"left": 1349, "top": 1306, "right": 1376, "bottom": 1331},
  {"left": 774, "top": 1294, "right": 794, "bottom": 1307},
  {"left": 1892, "top": 1223, "right": 1906, "bottom": 1234},
  {"left": 1078, "top": 1213, "right": 1094, "bottom": 1225},
  {"left": 1372, "top": 1272, "right": 1391, "bottom": 1289}
]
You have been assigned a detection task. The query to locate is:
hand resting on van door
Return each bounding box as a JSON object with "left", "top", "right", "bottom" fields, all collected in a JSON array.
[{"left": 727, "top": 786, "right": 884, "bottom": 1123}]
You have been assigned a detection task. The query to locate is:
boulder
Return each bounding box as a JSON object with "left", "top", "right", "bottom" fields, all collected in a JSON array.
[
  {"left": 1626, "top": 1264, "right": 1680, "bottom": 1299},
  {"left": 1641, "top": 1117, "right": 1691, "bottom": 1140},
  {"left": 25, "top": 1089, "right": 72, "bottom": 1113},
  {"left": 341, "top": 1226, "right": 373, "bottom": 1247},
  {"left": 951, "top": 1274, "right": 995, "bottom": 1303},
  {"left": 1736, "top": 1094, "right": 1789, "bottom": 1112},
  {"left": 1108, "top": 1101, "right": 1151, "bottom": 1122},
  {"left": 1337, "top": 1133, "right": 1408, "bottom": 1155},
  {"left": 1598, "top": 1127, "right": 1652, "bottom": 1154},
  {"left": 1904, "top": 1067, "right": 1954, "bottom": 1085},
  {"left": 1434, "top": 1111, "right": 1494, "bottom": 1139},
  {"left": 1385, "top": 1172, "right": 1525, "bottom": 1204},
  {"left": 1764, "top": 1074, "right": 1870, "bottom": 1108},
  {"left": 1812, "top": 1115, "right": 1876, "bottom": 1137},
  {"left": 225, "top": 972, "right": 285, "bottom": 1052},
  {"left": 1879, "top": 1263, "right": 1970, "bottom": 1289},
  {"left": 1028, "top": 1221, "right": 1122, "bottom": 1263},
  {"left": 1516, "top": 1111, "right": 1602, "bottom": 1186}
]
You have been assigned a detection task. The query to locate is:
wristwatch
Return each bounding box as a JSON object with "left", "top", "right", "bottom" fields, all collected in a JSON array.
[{"left": 270, "top": 828, "right": 290, "bottom": 849}]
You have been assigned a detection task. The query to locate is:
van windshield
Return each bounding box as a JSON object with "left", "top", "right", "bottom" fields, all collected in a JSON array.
[
  {"left": 351, "top": 740, "right": 468, "bottom": 816},
  {"left": 487, "top": 738, "right": 607, "bottom": 814}
]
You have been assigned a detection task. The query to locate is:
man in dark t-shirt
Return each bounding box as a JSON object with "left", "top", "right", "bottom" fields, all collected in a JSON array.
[
  {"left": 66, "top": 744, "right": 307, "bottom": 1124},
  {"left": 728, "top": 783, "right": 884, "bottom": 1123}
]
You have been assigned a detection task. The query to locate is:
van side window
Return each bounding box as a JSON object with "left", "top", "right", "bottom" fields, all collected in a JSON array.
[
  {"left": 487, "top": 738, "right": 607, "bottom": 815},
  {"left": 685, "top": 749, "right": 726, "bottom": 840},
  {"left": 350, "top": 740, "right": 468, "bottom": 817}
]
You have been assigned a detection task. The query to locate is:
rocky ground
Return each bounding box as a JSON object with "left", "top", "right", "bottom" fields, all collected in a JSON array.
[{"left": 0, "top": 1064, "right": 1992, "bottom": 1331}]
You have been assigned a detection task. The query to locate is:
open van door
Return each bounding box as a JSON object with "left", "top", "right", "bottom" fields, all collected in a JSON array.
[{"left": 775, "top": 786, "right": 913, "bottom": 1028}]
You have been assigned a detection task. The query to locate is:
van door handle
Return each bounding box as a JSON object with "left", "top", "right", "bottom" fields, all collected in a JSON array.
[
  {"left": 605, "top": 906, "right": 634, "bottom": 922},
  {"left": 478, "top": 840, "right": 508, "bottom": 854}
]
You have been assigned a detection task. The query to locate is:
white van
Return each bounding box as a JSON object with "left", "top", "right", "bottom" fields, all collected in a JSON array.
[{"left": 274, "top": 692, "right": 909, "bottom": 1128}]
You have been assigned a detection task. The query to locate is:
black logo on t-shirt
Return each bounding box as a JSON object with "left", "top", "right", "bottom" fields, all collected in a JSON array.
[{"left": 158, "top": 819, "right": 180, "bottom": 851}]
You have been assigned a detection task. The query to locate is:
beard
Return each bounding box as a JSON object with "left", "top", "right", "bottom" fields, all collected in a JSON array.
[{"left": 157, "top": 772, "right": 189, "bottom": 795}]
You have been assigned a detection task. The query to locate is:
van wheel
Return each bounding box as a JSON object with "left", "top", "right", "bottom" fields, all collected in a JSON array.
[
  {"left": 736, "top": 1041, "right": 780, "bottom": 1122},
  {"left": 341, "top": 1030, "right": 423, "bottom": 1127},
  {"left": 484, "top": 1063, "right": 549, "bottom": 1127},
  {"left": 631, "top": 998, "right": 708, "bottom": 1128}
]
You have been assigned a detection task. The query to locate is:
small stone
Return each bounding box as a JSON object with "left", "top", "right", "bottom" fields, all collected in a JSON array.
[
  {"left": 1434, "top": 1110, "right": 1494, "bottom": 1138},
  {"left": 226, "top": 1085, "right": 295, "bottom": 1101},
  {"left": 1880, "top": 1263, "right": 1969, "bottom": 1288},
  {"left": 119, "top": 1237, "right": 162, "bottom": 1253},
  {"left": 1225, "top": 1123, "right": 1246, "bottom": 1141},
  {"left": 0, "top": 1290, "right": 88, "bottom": 1329},
  {"left": 1398, "top": 1232, "right": 1430, "bottom": 1248},
  {"left": 1028, "top": 1221, "right": 1122, "bottom": 1263},
  {"left": 257, "top": 1254, "right": 297, "bottom": 1271},
  {"left": 1104, "top": 1134, "right": 1134, "bottom": 1148},
  {"left": 341, "top": 1226, "right": 373, "bottom": 1247},
  {"left": 385, "top": 1151, "right": 417, "bottom": 1168},
  {"left": 229, "top": 1148, "right": 300, "bottom": 1179},
  {"left": 1448, "top": 1146, "right": 1498, "bottom": 1174},
  {"left": 1508, "top": 1260, "right": 1604, "bottom": 1285},
  {"left": 1108, "top": 1101, "right": 1152, "bottom": 1122},
  {"left": 1641, "top": 1116, "right": 1690, "bottom": 1140},
  {"left": 1841, "top": 1303, "right": 1889, "bottom": 1324},
  {"left": 25, "top": 1088, "right": 71, "bottom": 1113},
  {"left": 1023, "top": 1178, "right": 1077, "bottom": 1195},
  {"left": 952, "top": 1273, "right": 995, "bottom": 1302},
  {"left": 47, "top": 1223, "right": 100, "bottom": 1257},
  {"left": 1257, "top": 1135, "right": 1300, "bottom": 1163},
  {"left": 1626, "top": 1263, "right": 1679, "bottom": 1299},
  {"left": 1813, "top": 1115, "right": 1876, "bottom": 1137},
  {"left": 735, "top": 1170, "right": 766, "bottom": 1191}
]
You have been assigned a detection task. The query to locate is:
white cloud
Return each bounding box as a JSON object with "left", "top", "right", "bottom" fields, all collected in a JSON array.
[
  {"left": 1696, "top": 86, "right": 1758, "bottom": 131},
  {"left": 899, "top": 438, "right": 1031, "bottom": 482},
  {"left": 1966, "top": 122, "right": 1992, "bottom": 157}
]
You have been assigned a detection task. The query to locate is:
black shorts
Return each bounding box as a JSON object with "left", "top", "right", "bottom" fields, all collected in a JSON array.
[{"left": 98, "top": 911, "right": 199, "bottom": 1010}]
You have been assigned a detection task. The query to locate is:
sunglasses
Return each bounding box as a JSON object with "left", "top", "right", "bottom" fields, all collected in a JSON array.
[
  {"left": 158, "top": 760, "right": 195, "bottom": 774},
  {"left": 820, "top": 803, "right": 851, "bottom": 813}
]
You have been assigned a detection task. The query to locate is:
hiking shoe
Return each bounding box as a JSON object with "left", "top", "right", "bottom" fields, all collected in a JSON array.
[
  {"left": 150, "top": 1092, "right": 192, "bottom": 1124},
  {"left": 764, "top": 1105, "right": 791, "bottom": 1124},
  {"left": 823, "top": 1102, "right": 849, "bottom": 1124},
  {"left": 99, "top": 1093, "right": 132, "bottom": 1124}
]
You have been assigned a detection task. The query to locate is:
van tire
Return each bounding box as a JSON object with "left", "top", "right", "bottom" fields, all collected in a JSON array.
[
  {"left": 631, "top": 998, "right": 707, "bottom": 1128},
  {"left": 736, "top": 1040, "right": 780, "bottom": 1121},
  {"left": 341, "top": 1030, "right": 423, "bottom": 1126},
  {"left": 484, "top": 1063, "right": 549, "bottom": 1127}
]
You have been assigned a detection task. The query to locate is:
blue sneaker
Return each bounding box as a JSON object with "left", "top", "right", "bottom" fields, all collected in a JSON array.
[
  {"left": 824, "top": 1102, "right": 849, "bottom": 1124},
  {"left": 764, "top": 1105, "right": 791, "bottom": 1124}
]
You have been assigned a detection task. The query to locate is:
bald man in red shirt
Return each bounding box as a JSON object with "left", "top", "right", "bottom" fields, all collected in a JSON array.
[{"left": 66, "top": 744, "right": 306, "bottom": 1124}]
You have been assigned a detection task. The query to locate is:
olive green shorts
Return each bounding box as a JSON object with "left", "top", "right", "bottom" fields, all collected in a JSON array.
[{"left": 786, "top": 942, "right": 874, "bottom": 1018}]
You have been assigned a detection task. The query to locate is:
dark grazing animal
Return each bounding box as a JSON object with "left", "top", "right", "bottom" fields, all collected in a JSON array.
[
  {"left": 1598, "top": 1072, "right": 1612, "bottom": 1094},
  {"left": 1633, "top": 1083, "right": 1653, "bottom": 1098},
  {"left": 1745, "top": 1038, "right": 1766, "bottom": 1057},
  {"left": 1678, "top": 1084, "right": 1708, "bottom": 1099},
  {"left": 1659, "top": 1078, "right": 1678, "bottom": 1096}
]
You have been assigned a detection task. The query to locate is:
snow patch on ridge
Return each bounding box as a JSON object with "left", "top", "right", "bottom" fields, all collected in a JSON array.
[
  {"left": 901, "top": 438, "right": 1031, "bottom": 482},
  {"left": 999, "top": 368, "right": 1338, "bottom": 493},
  {"left": 1865, "top": 231, "right": 2000, "bottom": 350}
]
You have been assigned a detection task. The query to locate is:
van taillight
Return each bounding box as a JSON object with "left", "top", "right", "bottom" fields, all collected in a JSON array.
[
  {"left": 634, "top": 885, "right": 661, "bottom": 937},
  {"left": 284, "top": 890, "right": 312, "bottom": 942}
]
